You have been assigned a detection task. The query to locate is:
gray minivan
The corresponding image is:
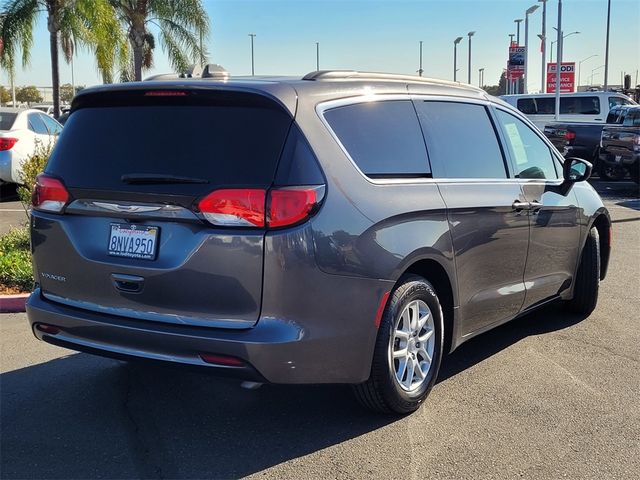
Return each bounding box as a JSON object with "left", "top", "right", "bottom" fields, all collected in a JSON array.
[{"left": 27, "top": 71, "right": 611, "bottom": 414}]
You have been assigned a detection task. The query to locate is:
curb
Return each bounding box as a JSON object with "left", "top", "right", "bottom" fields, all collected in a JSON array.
[{"left": 0, "top": 293, "right": 29, "bottom": 313}]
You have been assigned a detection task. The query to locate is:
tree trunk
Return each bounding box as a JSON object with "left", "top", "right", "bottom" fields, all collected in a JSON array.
[
  {"left": 49, "top": 29, "right": 60, "bottom": 119},
  {"left": 130, "top": 28, "right": 145, "bottom": 81}
]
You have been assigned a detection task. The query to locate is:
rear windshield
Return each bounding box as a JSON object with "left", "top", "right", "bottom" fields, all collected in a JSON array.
[
  {"left": 46, "top": 101, "right": 292, "bottom": 195},
  {"left": 0, "top": 113, "right": 17, "bottom": 130}
]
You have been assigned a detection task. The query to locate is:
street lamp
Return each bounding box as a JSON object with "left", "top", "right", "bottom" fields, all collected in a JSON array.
[
  {"left": 578, "top": 54, "right": 598, "bottom": 88},
  {"left": 478, "top": 67, "right": 485, "bottom": 87},
  {"left": 538, "top": 0, "right": 548, "bottom": 93},
  {"left": 550, "top": 30, "right": 579, "bottom": 62},
  {"left": 509, "top": 33, "right": 515, "bottom": 46},
  {"left": 590, "top": 64, "right": 605, "bottom": 86},
  {"left": 467, "top": 31, "right": 475, "bottom": 84},
  {"left": 453, "top": 36, "right": 463, "bottom": 81},
  {"left": 418, "top": 40, "right": 424, "bottom": 77},
  {"left": 524, "top": 4, "right": 539, "bottom": 93},
  {"left": 248, "top": 33, "right": 256, "bottom": 76},
  {"left": 604, "top": 0, "right": 611, "bottom": 90},
  {"left": 316, "top": 42, "right": 319, "bottom": 71},
  {"left": 514, "top": 19, "right": 523, "bottom": 44}
]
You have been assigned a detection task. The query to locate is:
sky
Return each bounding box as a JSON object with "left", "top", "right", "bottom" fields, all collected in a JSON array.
[{"left": 2, "top": 0, "right": 639, "bottom": 93}]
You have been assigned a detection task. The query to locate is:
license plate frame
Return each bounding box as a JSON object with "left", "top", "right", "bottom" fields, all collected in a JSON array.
[{"left": 108, "top": 223, "right": 159, "bottom": 260}]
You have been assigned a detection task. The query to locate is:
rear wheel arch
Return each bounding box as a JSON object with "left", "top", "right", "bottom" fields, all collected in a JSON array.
[{"left": 400, "top": 259, "right": 455, "bottom": 355}]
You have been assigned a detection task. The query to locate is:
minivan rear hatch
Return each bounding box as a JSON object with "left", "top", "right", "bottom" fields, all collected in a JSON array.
[{"left": 33, "top": 86, "right": 295, "bottom": 328}]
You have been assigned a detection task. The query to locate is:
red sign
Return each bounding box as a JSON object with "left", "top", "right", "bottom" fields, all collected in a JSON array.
[{"left": 547, "top": 62, "right": 576, "bottom": 93}]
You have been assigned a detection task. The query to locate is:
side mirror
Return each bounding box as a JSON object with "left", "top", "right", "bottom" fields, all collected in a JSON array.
[{"left": 563, "top": 157, "right": 592, "bottom": 183}]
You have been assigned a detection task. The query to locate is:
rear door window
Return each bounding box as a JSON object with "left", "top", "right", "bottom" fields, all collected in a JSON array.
[
  {"left": 28, "top": 113, "right": 49, "bottom": 135},
  {"left": 413, "top": 101, "right": 508, "bottom": 179},
  {"left": 560, "top": 96, "right": 600, "bottom": 115},
  {"left": 46, "top": 99, "right": 293, "bottom": 195},
  {"left": 495, "top": 109, "right": 558, "bottom": 180},
  {"left": 323, "top": 100, "right": 430, "bottom": 177}
]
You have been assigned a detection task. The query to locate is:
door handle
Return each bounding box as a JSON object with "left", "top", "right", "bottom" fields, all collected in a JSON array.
[
  {"left": 512, "top": 200, "right": 530, "bottom": 212},
  {"left": 529, "top": 200, "right": 543, "bottom": 215}
]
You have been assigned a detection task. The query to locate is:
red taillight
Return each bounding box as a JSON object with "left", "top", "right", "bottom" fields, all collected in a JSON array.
[
  {"left": 268, "top": 188, "right": 319, "bottom": 228},
  {"left": 31, "top": 174, "right": 70, "bottom": 213},
  {"left": 564, "top": 130, "right": 576, "bottom": 142},
  {"left": 196, "top": 187, "right": 323, "bottom": 229},
  {"left": 197, "top": 189, "right": 266, "bottom": 227},
  {"left": 0, "top": 137, "right": 18, "bottom": 151},
  {"left": 200, "top": 353, "right": 245, "bottom": 367}
]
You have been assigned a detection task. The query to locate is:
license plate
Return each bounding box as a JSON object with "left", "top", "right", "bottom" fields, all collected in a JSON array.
[{"left": 108, "top": 224, "right": 159, "bottom": 260}]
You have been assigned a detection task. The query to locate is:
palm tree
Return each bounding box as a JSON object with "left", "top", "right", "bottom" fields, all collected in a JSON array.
[
  {"left": 111, "top": 0, "right": 209, "bottom": 81},
  {"left": 0, "top": 0, "right": 125, "bottom": 118}
]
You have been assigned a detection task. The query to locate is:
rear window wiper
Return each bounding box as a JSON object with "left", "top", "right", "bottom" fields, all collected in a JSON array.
[{"left": 121, "top": 174, "right": 209, "bottom": 185}]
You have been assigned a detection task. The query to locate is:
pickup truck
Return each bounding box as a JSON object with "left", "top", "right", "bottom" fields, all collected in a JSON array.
[
  {"left": 544, "top": 105, "right": 634, "bottom": 180},
  {"left": 599, "top": 106, "right": 640, "bottom": 184}
]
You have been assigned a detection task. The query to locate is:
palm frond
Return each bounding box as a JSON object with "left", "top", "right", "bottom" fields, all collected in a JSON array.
[{"left": 0, "top": 0, "right": 40, "bottom": 70}]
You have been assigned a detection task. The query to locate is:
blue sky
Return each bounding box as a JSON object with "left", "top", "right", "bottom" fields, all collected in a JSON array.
[{"left": 3, "top": 0, "right": 639, "bottom": 92}]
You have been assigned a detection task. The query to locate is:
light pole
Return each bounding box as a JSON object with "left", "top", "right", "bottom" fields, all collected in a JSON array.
[
  {"left": 467, "top": 31, "right": 475, "bottom": 85},
  {"left": 248, "top": 33, "right": 256, "bottom": 76},
  {"left": 509, "top": 33, "right": 515, "bottom": 45},
  {"left": 514, "top": 19, "right": 523, "bottom": 44},
  {"left": 590, "top": 64, "right": 605, "bottom": 86},
  {"left": 316, "top": 42, "right": 319, "bottom": 71},
  {"left": 554, "top": 0, "right": 562, "bottom": 121},
  {"left": 603, "top": 0, "right": 611, "bottom": 90},
  {"left": 453, "top": 37, "right": 463, "bottom": 81},
  {"left": 550, "top": 30, "right": 579, "bottom": 62},
  {"left": 539, "top": 0, "right": 547, "bottom": 92},
  {"left": 524, "top": 4, "right": 539, "bottom": 94},
  {"left": 418, "top": 40, "right": 424, "bottom": 76},
  {"left": 478, "top": 68, "right": 484, "bottom": 87},
  {"left": 508, "top": 34, "right": 515, "bottom": 94},
  {"left": 578, "top": 54, "right": 598, "bottom": 88}
]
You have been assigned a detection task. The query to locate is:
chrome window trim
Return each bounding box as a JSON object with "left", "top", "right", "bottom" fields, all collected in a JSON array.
[{"left": 316, "top": 93, "right": 516, "bottom": 186}]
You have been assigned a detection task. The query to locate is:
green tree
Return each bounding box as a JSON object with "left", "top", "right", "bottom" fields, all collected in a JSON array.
[
  {"left": 59, "top": 82, "right": 77, "bottom": 103},
  {"left": 111, "top": 0, "right": 210, "bottom": 81},
  {"left": 0, "top": 0, "right": 126, "bottom": 118},
  {"left": 0, "top": 85, "right": 11, "bottom": 104},
  {"left": 483, "top": 70, "right": 508, "bottom": 96},
  {"left": 15, "top": 85, "right": 42, "bottom": 104}
]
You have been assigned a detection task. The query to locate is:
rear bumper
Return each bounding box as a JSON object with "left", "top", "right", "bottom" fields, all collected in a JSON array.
[
  {"left": 27, "top": 269, "right": 391, "bottom": 384},
  {"left": 600, "top": 151, "right": 640, "bottom": 167}
]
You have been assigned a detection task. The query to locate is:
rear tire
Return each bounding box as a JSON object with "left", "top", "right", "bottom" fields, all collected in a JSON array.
[
  {"left": 352, "top": 275, "right": 444, "bottom": 414},
  {"left": 565, "top": 227, "right": 600, "bottom": 315},
  {"left": 599, "top": 163, "right": 626, "bottom": 181}
]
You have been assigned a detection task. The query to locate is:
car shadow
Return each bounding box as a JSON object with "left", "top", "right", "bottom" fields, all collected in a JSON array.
[{"left": 1, "top": 305, "right": 588, "bottom": 479}]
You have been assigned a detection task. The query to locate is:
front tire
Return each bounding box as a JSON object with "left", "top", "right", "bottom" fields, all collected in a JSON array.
[
  {"left": 353, "top": 275, "right": 444, "bottom": 414},
  {"left": 565, "top": 227, "right": 600, "bottom": 315}
]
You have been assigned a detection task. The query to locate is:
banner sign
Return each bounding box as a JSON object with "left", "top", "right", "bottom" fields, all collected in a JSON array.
[
  {"left": 547, "top": 62, "right": 576, "bottom": 93},
  {"left": 508, "top": 46, "right": 525, "bottom": 80}
]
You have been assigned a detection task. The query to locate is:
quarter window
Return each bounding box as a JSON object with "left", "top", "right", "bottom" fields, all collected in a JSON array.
[
  {"left": 323, "top": 100, "right": 430, "bottom": 177},
  {"left": 495, "top": 109, "right": 558, "bottom": 180},
  {"left": 414, "top": 101, "right": 507, "bottom": 179}
]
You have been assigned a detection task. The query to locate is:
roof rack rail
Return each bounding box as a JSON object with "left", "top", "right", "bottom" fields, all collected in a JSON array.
[{"left": 302, "top": 70, "right": 482, "bottom": 90}]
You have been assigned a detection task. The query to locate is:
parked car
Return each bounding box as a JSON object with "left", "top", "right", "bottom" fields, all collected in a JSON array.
[
  {"left": 0, "top": 107, "right": 63, "bottom": 184},
  {"left": 599, "top": 105, "right": 640, "bottom": 183},
  {"left": 542, "top": 105, "right": 633, "bottom": 180},
  {"left": 501, "top": 91, "right": 636, "bottom": 130},
  {"left": 26, "top": 70, "right": 611, "bottom": 414}
]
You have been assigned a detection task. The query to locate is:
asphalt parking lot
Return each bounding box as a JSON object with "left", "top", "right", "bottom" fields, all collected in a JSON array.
[{"left": 1, "top": 179, "right": 639, "bottom": 479}]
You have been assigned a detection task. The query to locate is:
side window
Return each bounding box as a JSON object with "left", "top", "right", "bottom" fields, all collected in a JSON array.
[
  {"left": 517, "top": 98, "right": 537, "bottom": 114},
  {"left": 414, "top": 101, "right": 507, "bottom": 179},
  {"left": 535, "top": 97, "right": 556, "bottom": 114},
  {"left": 40, "top": 114, "right": 62, "bottom": 136},
  {"left": 495, "top": 109, "right": 558, "bottom": 180},
  {"left": 323, "top": 100, "right": 430, "bottom": 177},
  {"left": 609, "top": 97, "right": 631, "bottom": 109},
  {"left": 27, "top": 113, "right": 49, "bottom": 135},
  {"left": 560, "top": 96, "right": 600, "bottom": 115}
]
